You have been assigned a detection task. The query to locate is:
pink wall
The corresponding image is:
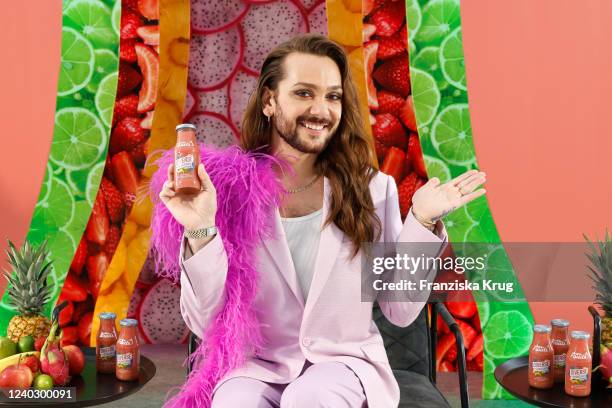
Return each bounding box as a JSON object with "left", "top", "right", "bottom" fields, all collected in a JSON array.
[
  {"left": 0, "top": 2, "right": 62, "bottom": 296},
  {"left": 462, "top": 0, "right": 612, "bottom": 331}
]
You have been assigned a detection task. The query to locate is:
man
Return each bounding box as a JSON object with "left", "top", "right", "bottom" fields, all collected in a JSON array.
[{"left": 159, "top": 34, "right": 486, "bottom": 407}]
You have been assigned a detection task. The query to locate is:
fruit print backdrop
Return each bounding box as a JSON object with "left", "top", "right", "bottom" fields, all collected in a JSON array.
[{"left": 0, "top": 0, "right": 120, "bottom": 337}]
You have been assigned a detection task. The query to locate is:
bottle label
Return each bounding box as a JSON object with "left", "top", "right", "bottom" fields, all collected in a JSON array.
[
  {"left": 117, "top": 352, "right": 134, "bottom": 369},
  {"left": 569, "top": 351, "right": 590, "bottom": 359},
  {"left": 532, "top": 360, "right": 550, "bottom": 376},
  {"left": 551, "top": 338, "right": 568, "bottom": 346},
  {"left": 177, "top": 141, "right": 194, "bottom": 147},
  {"left": 99, "top": 331, "right": 115, "bottom": 339},
  {"left": 553, "top": 353, "right": 566, "bottom": 368},
  {"left": 99, "top": 345, "right": 115, "bottom": 360},
  {"left": 568, "top": 367, "right": 589, "bottom": 384},
  {"left": 176, "top": 154, "right": 195, "bottom": 174}
]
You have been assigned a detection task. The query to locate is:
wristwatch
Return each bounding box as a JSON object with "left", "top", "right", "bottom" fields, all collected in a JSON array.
[{"left": 184, "top": 226, "right": 218, "bottom": 239}]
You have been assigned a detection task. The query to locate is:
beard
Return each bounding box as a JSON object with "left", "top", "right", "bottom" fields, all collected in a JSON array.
[{"left": 272, "top": 102, "right": 337, "bottom": 154}]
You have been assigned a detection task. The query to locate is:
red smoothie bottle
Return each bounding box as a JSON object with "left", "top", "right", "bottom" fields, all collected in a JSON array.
[
  {"left": 528, "top": 324, "right": 554, "bottom": 389},
  {"left": 551, "top": 318, "right": 570, "bottom": 383},
  {"left": 174, "top": 123, "right": 201, "bottom": 194},
  {"left": 565, "top": 330, "right": 592, "bottom": 397}
]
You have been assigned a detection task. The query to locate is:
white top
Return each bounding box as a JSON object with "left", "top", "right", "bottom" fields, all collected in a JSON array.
[{"left": 280, "top": 208, "right": 323, "bottom": 301}]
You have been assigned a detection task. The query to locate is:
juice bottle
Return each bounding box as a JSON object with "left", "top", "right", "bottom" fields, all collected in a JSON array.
[
  {"left": 174, "top": 123, "right": 201, "bottom": 194},
  {"left": 565, "top": 330, "right": 592, "bottom": 397},
  {"left": 528, "top": 324, "right": 554, "bottom": 389},
  {"left": 116, "top": 318, "right": 140, "bottom": 381},
  {"left": 551, "top": 319, "right": 570, "bottom": 383},
  {"left": 96, "top": 312, "right": 118, "bottom": 374}
]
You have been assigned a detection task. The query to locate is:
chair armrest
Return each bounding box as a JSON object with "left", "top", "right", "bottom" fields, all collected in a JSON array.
[
  {"left": 588, "top": 305, "right": 601, "bottom": 369},
  {"left": 430, "top": 302, "right": 470, "bottom": 408}
]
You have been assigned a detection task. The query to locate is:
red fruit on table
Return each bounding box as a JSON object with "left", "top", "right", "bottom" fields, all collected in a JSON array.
[
  {"left": 113, "top": 94, "right": 139, "bottom": 126},
  {"left": 364, "top": 40, "right": 379, "bottom": 110},
  {"left": 62, "top": 345, "right": 85, "bottom": 376},
  {"left": 100, "top": 178, "right": 125, "bottom": 223},
  {"left": 397, "top": 172, "right": 418, "bottom": 218},
  {"left": 0, "top": 364, "right": 33, "bottom": 389},
  {"left": 111, "top": 152, "right": 141, "bottom": 196},
  {"left": 21, "top": 355, "right": 40, "bottom": 374},
  {"left": 436, "top": 333, "right": 455, "bottom": 370},
  {"left": 34, "top": 336, "right": 45, "bottom": 352},
  {"left": 86, "top": 194, "right": 109, "bottom": 246},
  {"left": 110, "top": 117, "right": 148, "bottom": 154},
  {"left": 467, "top": 334, "right": 483, "bottom": 362},
  {"left": 61, "top": 274, "right": 88, "bottom": 302},
  {"left": 119, "top": 38, "right": 138, "bottom": 63},
  {"left": 87, "top": 253, "right": 110, "bottom": 299},
  {"left": 138, "top": 0, "right": 160, "bottom": 20},
  {"left": 373, "top": 113, "right": 407, "bottom": 149},
  {"left": 117, "top": 64, "right": 142, "bottom": 97},
  {"left": 456, "top": 319, "right": 477, "bottom": 349},
  {"left": 369, "top": 0, "right": 404, "bottom": 37},
  {"left": 135, "top": 43, "right": 159, "bottom": 113},
  {"left": 374, "top": 55, "right": 410, "bottom": 97},
  {"left": 380, "top": 146, "right": 406, "bottom": 184},
  {"left": 377, "top": 25, "right": 407, "bottom": 60},
  {"left": 376, "top": 90, "right": 404, "bottom": 116},
  {"left": 399, "top": 95, "right": 417, "bottom": 131},
  {"left": 69, "top": 238, "right": 87, "bottom": 275},
  {"left": 78, "top": 313, "right": 93, "bottom": 346},
  {"left": 137, "top": 25, "right": 160, "bottom": 45},
  {"left": 407, "top": 134, "right": 428, "bottom": 178},
  {"left": 59, "top": 326, "right": 79, "bottom": 348},
  {"left": 120, "top": 10, "right": 142, "bottom": 40},
  {"left": 103, "top": 225, "right": 121, "bottom": 255}
]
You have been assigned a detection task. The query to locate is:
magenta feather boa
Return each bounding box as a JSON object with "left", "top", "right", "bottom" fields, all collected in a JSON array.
[{"left": 149, "top": 144, "right": 285, "bottom": 408}]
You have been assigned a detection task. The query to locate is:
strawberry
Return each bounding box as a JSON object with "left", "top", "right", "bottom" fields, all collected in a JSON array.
[
  {"left": 138, "top": 0, "right": 160, "bottom": 20},
  {"left": 87, "top": 253, "right": 109, "bottom": 299},
  {"left": 61, "top": 274, "right": 88, "bottom": 302},
  {"left": 128, "top": 142, "right": 147, "bottom": 167},
  {"left": 399, "top": 95, "right": 417, "bottom": 131},
  {"left": 124, "top": 0, "right": 139, "bottom": 11},
  {"left": 436, "top": 333, "right": 455, "bottom": 370},
  {"left": 376, "top": 90, "right": 404, "bottom": 116},
  {"left": 103, "top": 225, "right": 121, "bottom": 255},
  {"left": 100, "top": 178, "right": 125, "bottom": 223},
  {"left": 120, "top": 10, "right": 142, "bottom": 40},
  {"left": 78, "top": 312, "right": 93, "bottom": 346},
  {"left": 119, "top": 38, "right": 138, "bottom": 63},
  {"left": 140, "top": 111, "right": 154, "bottom": 129},
  {"left": 364, "top": 41, "right": 379, "bottom": 110},
  {"left": 113, "top": 94, "right": 139, "bottom": 126},
  {"left": 34, "top": 336, "right": 45, "bottom": 352},
  {"left": 362, "top": 0, "right": 376, "bottom": 17},
  {"left": 137, "top": 25, "right": 159, "bottom": 45},
  {"left": 377, "top": 25, "right": 407, "bottom": 60},
  {"left": 374, "top": 138, "right": 389, "bottom": 163},
  {"left": 110, "top": 117, "right": 147, "bottom": 154},
  {"left": 57, "top": 299, "right": 74, "bottom": 328},
  {"left": 407, "top": 134, "right": 427, "bottom": 178},
  {"left": 374, "top": 54, "right": 410, "bottom": 96},
  {"left": 86, "top": 194, "right": 109, "bottom": 246},
  {"left": 397, "top": 172, "right": 418, "bottom": 218},
  {"left": 111, "top": 151, "right": 140, "bottom": 197},
  {"left": 456, "top": 319, "right": 477, "bottom": 349},
  {"left": 60, "top": 326, "right": 79, "bottom": 348},
  {"left": 372, "top": 113, "right": 407, "bottom": 149},
  {"left": 72, "top": 296, "right": 93, "bottom": 324},
  {"left": 103, "top": 155, "right": 114, "bottom": 182},
  {"left": 368, "top": 0, "right": 404, "bottom": 37},
  {"left": 69, "top": 238, "right": 87, "bottom": 275},
  {"left": 363, "top": 23, "right": 376, "bottom": 42},
  {"left": 467, "top": 334, "right": 483, "bottom": 362},
  {"left": 135, "top": 43, "right": 159, "bottom": 112},
  {"left": 117, "top": 64, "right": 142, "bottom": 97},
  {"left": 380, "top": 146, "right": 406, "bottom": 184}
]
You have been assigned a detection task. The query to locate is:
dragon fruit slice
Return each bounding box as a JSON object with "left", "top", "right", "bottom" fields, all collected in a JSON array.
[
  {"left": 138, "top": 278, "right": 190, "bottom": 344},
  {"left": 298, "top": 0, "right": 322, "bottom": 12},
  {"left": 308, "top": 1, "right": 328, "bottom": 35},
  {"left": 186, "top": 111, "right": 239, "bottom": 148},
  {"left": 197, "top": 85, "right": 230, "bottom": 116},
  {"left": 240, "top": 1, "right": 308, "bottom": 75},
  {"left": 191, "top": 0, "right": 249, "bottom": 34},
  {"left": 188, "top": 27, "right": 243, "bottom": 90},
  {"left": 183, "top": 85, "right": 198, "bottom": 120},
  {"left": 228, "top": 69, "right": 258, "bottom": 131}
]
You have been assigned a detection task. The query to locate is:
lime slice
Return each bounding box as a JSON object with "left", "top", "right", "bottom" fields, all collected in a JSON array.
[
  {"left": 111, "top": 0, "right": 121, "bottom": 37},
  {"left": 86, "top": 49, "right": 119, "bottom": 94},
  {"left": 414, "top": 0, "right": 461, "bottom": 46},
  {"left": 475, "top": 301, "right": 490, "bottom": 328},
  {"left": 30, "top": 177, "right": 76, "bottom": 231},
  {"left": 440, "top": 27, "right": 466, "bottom": 91},
  {"left": 482, "top": 246, "right": 526, "bottom": 302},
  {"left": 62, "top": 0, "right": 75, "bottom": 12},
  {"left": 51, "top": 107, "right": 107, "bottom": 170},
  {"left": 406, "top": 0, "right": 422, "bottom": 39},
  {"left": 58, "top": 27, "right": 95, "bottom": 96},
  {"left": 63, "top": 200, "right": 90, "bottom": 238},
  {"left": 423, "top": 155, "right": 451, "bottom": 183},
  {"left": 484, "top": 310, "right": 532, "bottom": 359},
  {"left": 95, "top": 72, "right": 118, "bottom": 127},
  {"left": 443, "top": 206, "right": 476, "bottom": 237},
  {"left": 86, "top": 161, "right": 105, "bottom": 206},
  {"left": 482, "top": 355, "right": 501, "bottom": 399},
  {"left": 65, "top": 0, "right": 117, "bottom": 48},
  {"left": 47, "top": 229, "right": 77, "bottom": 283},
  {"left": 410, "top": 68, "right": 440, "bottom": 127},
  {"left": 37, "top": 162, "right": 54, "bottom": 203},
  {"left": 431, "top": 103, "right": 475, "bottom": 166},
  {"left": 67, "top": 167, "right": 89, "bottom": 196}
]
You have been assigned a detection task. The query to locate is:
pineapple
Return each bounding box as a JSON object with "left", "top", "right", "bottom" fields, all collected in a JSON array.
[
  {"left": 3, "top": 239, "right": 52, "bottom": 342},
  {"left": 585, "top": 230, "right": 612, "bottom": 345}
]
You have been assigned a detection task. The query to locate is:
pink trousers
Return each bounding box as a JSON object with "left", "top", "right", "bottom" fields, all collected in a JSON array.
[{"left": 211, "top": 360, "right": 367, "bottom": 408}]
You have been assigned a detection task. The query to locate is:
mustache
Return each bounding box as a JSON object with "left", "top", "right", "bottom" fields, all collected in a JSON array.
[{"left": 296, "top": 115, "right": 333, "bottom": 126}]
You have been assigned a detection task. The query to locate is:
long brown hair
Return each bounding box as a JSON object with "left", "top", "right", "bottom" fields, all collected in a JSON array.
[{"left": 240, "top": 34, "right": 382, "bottom": 257}]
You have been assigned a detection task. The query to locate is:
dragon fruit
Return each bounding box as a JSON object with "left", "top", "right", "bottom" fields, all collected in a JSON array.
[
  {"left": 40, "top": 322, "right": 70, "bottom": 386},
  {"left": 598, "top": 344, "right": 612, "bottom": 387},
  {"left": 137, "top": 278, "right": 190, "bottom": 344},
  {"left": 308, "top": 1, "right": 328, "bottom": 35},
  {"left": 228, "top": 69, "right": 258, "bottom": 130},
  {"left": 189, "top": 28, "right": 243, "bottom": 91},
  {"left": 186, "top": 111, "right": 238, "bottom": 148},
  {"left": 191, "top": 0, "right": 249, "bottom": 34}
]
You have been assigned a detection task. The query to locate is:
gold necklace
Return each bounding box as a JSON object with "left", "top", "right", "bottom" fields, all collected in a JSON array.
[{"left": 284, "top": 175, "right": 320, "bottom": 194}]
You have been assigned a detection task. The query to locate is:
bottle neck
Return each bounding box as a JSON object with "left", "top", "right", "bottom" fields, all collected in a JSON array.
[
  {"left": 119, "top": 326, "right": 138, "bottom": 339},
  {"left": 533, "top": 332, "right": 551, "bottom": 344},
  {"left": 551, "top": 326, "right": 568, "bottom": 340},
  {"left": 177, "top": 130, "right": 197, "bottom": 145},
  {"left": 568, "top": 338, "right": 590, "bottom": 353},
  {"left": 99, "top": 319, "right": 116, "bottom": 332}
]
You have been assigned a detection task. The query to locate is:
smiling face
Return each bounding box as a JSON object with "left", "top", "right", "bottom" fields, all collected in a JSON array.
[{"left": 264, "top": 52, "right": 343, "bottom": 154}]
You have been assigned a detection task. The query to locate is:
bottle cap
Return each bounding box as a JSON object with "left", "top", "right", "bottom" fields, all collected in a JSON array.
[
  {"left": 570, "top": 330, "right": 590, "bottom": 339},
  {"left": 533, "top": 324, "right": 551, "bottom": 333},
  {"left": 176, "top": 123, "right": 197, "bottom": 132},
  {"left": 120, "top": 318, "right": 138, "bottom": 327},
  {"left": 99, "top": 312, "right": 116, "bottom": 320},
  {"left": 551, "top": 319, "right": 570, "bottom": 327}
]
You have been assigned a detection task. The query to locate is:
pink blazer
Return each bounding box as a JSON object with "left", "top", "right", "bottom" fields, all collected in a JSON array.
[{"left": 179, "top": 172, "right": 448, "bottom": 408}]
